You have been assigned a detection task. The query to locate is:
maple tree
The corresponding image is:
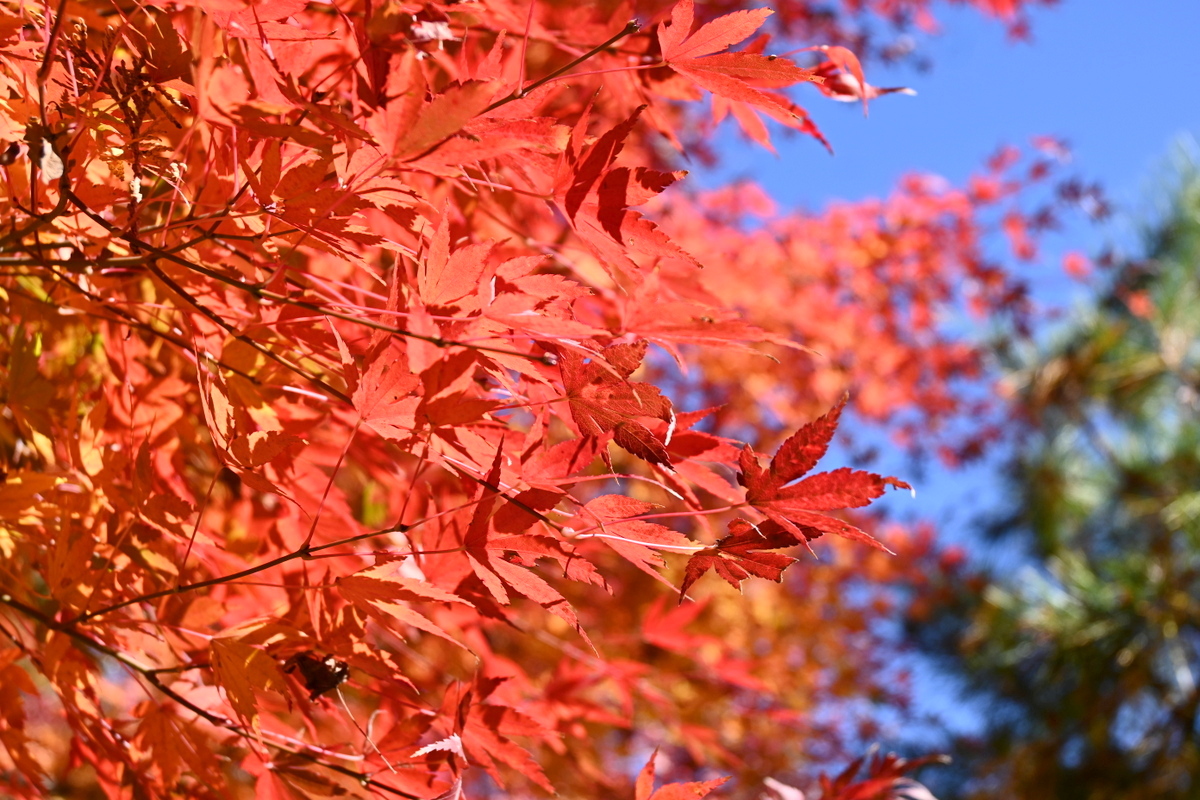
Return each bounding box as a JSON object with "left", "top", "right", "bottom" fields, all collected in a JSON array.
[{"left": 0, "top": 0, "right": 1073, "bottom": 796}]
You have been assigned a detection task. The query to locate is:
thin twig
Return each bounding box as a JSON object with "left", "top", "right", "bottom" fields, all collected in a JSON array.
[{"left": 484, "top": 20, "right": 641, "bottom": 114}]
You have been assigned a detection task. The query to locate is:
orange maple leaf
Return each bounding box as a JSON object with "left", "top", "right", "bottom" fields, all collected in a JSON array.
[
  {"left": 337, "top": 564, "right": 473, "bottom": 650},
  {"left": 210, "top": 637, "right": 288, "bottom": 732},
  {"left": 351, "top": 344, "right": 423, "bottom": 441},
  {"left": 635, "top": 748, "right": 729, "bottom": 800}
]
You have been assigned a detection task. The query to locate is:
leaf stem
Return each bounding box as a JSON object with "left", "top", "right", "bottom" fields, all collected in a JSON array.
[
  {"left": 571, "top": 531, "right": 705, "bottom": 552},
  {"left": 565, "top": 503, "right": 748, "bottom": 540}
]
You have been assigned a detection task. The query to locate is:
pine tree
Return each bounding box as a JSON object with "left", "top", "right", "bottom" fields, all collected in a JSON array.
[{"left": 911, "top": 143, "right": 1200, "bottom": 800}]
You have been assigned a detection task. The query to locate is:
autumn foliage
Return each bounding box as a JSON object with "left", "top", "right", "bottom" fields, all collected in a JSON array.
[{"left": 1, "top": 0, "right": 1067, "bottom": 796}]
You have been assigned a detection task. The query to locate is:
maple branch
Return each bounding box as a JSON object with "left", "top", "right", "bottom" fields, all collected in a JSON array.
[
  {"left": 0, "top": 254, "right": 148, "bottom": 267},
  {"left": 484, "top": 20, "right": 641, "bottom": 114},
  {"left": 276, "top": 294, "right": 545, "bottom": 364},
  {"left": 70, "top": 490, "right": 505, "bottom": 626},
  {"left": 554, "top": 471, "right": 688, "bottom": 496},
  {"left": 36, "top": 0, "right": 71, "bottom": 97},
  {"left": 146, "top": 255, "right": 348, "bottom": 399},
  {"left": 293, "top": 544, "right": 472, "bottom": 562},
  {"left": 5, "top": 604, "right": 226, "bottom": 730},
  {"left": 145, "top": 661, "right": 210, "bottom": 675},
  {"left": 178, "top": 469, "right": 222, "bottom": 585},
  {"left": 337, "top": 686, "right": 396, "bottom": 773},
  {"left": 171, "top": 225, "right": 303, "bottom": 253},
  {"left": 135, "top": 208, "right": 265, "bottom": 237},
  {"left": 625, "top": 504, "right": 748, "bottom": 524},
  {"left": 393, "top": 19, "right": 636, "bottom": 167},
  {"left": 0, "top": 158, "right": 72, "bottom": 252},
  {"left": 517, "top": 1, "right": 534, "bottom": 92},
  {"left": 435, "top": 450, "right": 569, "bottom": 536}
]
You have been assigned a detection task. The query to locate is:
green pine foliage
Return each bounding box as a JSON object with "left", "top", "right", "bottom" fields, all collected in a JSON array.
[{"left": 911, "top": 143, "right": 1200, "bottom": 800}]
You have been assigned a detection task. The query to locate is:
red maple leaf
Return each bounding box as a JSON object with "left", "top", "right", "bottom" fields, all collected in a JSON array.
[
  {"left": 558, "top": 340, "right": 674, "bottom": 467},
  {"left": 416, "top": 204, "right": 498, "bottom": 311},
  {"left": 657, "top": 0, "right": 821, "bottom": 130},
  {"left": 362, "top": 50, "right": 498, "bottom": 162},
  {"left": 553, "top": 107, "right": 698, "bottom": 272},
  {"left": 432, "top": 676, "right": 555, "bottom": 793},
  {"left": 738, "top": 395, "right": 911, "bottom": 551},
  {"left": 337, "top": 564, "right": 473, "bottom": 649},
  {"left": 815, "top": 748, "right": 949, "bottom": 800},
  {"left": 679, "top": 517, "right": 811, "bottom": 600}
]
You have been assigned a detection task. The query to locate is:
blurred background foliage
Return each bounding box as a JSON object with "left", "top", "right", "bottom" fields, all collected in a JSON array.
[{"left": 908, "top": 141, "right": 1200, "bottom": 799}]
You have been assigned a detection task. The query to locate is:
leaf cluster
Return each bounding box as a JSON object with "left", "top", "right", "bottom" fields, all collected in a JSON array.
[{"left": 0, "top": 0, "right": 1068, "bottom": 796}]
